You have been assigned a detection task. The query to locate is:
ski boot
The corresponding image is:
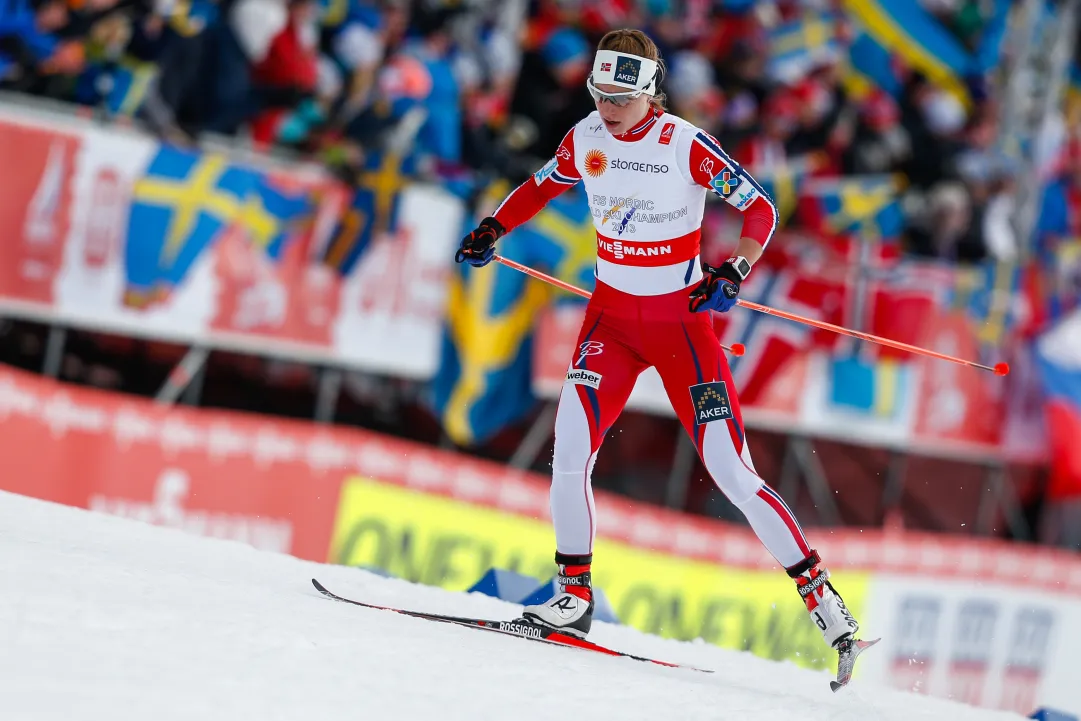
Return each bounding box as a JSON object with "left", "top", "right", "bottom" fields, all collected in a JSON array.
[
  {"left": 788, "top": 550, "right": 879, "bottom": 691},
  {"left": 522, "top": 552, "right": 594, "bottom": 639}
]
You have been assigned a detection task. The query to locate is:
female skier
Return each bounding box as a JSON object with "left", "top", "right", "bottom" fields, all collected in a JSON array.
[{"left": 454, "top": 28, "right": 862, "bottom": 665}]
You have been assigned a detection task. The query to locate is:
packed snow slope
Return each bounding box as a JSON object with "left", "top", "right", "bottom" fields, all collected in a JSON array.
[{"left": 0, "top": 491, "right": 1025, "bottom": 721}]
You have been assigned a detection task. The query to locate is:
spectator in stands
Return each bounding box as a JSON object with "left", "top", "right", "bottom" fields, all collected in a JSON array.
[
  {"left": 455, "top": 18, "right": 538, "bottom": 181},
  {"left": 248, "top": 0, "right": 320, "bottom": 147},
  {"left": 709, "top": 34, "right": 769, "bottom": 150},
  {"left": 398, "top": 6, "right": 462, "bottom": 165},
  {"left": 958, "top": 150, "right": 1018, "bottom": 263},
  {"left": 135, "top": 0, "right": 220, "bottom": 143},
  {"left": 341, "top": 44, "right": 431, "bottom": 152},
  {"left": 899, "top": 71, "right": 968, "bottom": 189},
  {"left": 1039, "top": 136, "right": 1081, "bottom": 256},
  {"left": 844, "top": 89, "right": 911, "bottom": 175},
  {"left": 784, "top": 60, "right": 855, "bottom": 176},
  {"left": 906, "top": 180, "right": 985, "bottom": 261},
  {"left": 1036, "top": 136, "right": 1081, "bottom": 319},
  {"left": 202, "top": 0, "right": 288, "bottom": 135},
  {"left": 321, "top": 1, "right": 387, "bottom": 130},
  {"left": 665, "top": 48, "right": 723, "bottom": 135},
  {"left": 0, "top": 0, "right": 83, "bottom": 93},
  {"left": 507, "top": 25, "right": 592, "bottom": 163},
  {"left": 735, "top": 91, "right": 797, "bottom": 176}
]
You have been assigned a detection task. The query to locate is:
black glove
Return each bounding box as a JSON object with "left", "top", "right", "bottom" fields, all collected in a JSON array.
[
  {"left": 688, "top": 258, "right": 747, "bottom": 313},
  {"left": 454, "top": 216, "right": 506, "bottom": 267}
]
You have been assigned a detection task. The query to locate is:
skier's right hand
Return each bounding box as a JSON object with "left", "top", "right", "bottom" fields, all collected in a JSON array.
[
  {"left": 689, "top": 261, "right": 742, "bottom": 313},
  {"left": 455, "top": 216, "right": 506, "bottom": 267}
]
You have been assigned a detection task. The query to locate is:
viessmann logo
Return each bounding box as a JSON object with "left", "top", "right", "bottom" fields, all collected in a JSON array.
[
  {"left": 565, "top": 369, "right": 602, "bottom": 389},
  {"left": 598, "top": 239, "right": 672, "bottom": 260}
]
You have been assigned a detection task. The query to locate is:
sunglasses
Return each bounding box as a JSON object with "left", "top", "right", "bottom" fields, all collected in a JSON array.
[{"left": 586, "top": 74, "right": 643, "bottom": 107}]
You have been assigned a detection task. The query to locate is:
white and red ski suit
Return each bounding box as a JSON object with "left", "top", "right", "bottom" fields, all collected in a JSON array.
[{"left": 494, "top": 107, "right": 812, "bottom": 571}]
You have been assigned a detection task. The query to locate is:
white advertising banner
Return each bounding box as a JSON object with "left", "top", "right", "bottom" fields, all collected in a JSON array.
[
  {"left": 860, "top": 574, "right": 1081, "bottom": 717},
  {"left": 0, "top": 103, "right": 460, "bottom": 379}
]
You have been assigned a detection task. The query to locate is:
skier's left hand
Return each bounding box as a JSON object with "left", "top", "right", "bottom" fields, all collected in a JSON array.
[
  {"left": 455, "top": 216, "right": 506, "bottom": 267},
  {"left": 689, "top": 260, "right": 743, "bottom": 313}
]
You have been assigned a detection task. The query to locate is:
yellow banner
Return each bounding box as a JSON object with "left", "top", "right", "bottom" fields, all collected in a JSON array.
[{"left": 329, "top": 477, "right": 869, "bottom": 670}]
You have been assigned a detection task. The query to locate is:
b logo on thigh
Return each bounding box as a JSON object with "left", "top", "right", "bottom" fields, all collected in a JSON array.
[{"left": 576, "top": 341, "right": 604, "bottom": 367}]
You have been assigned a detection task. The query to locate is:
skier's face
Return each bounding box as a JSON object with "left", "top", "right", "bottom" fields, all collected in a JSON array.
[{"left": 593, "top": 83, "right": 651, "bottom": 136}]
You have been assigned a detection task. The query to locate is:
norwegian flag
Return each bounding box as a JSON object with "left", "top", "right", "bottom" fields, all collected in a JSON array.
[
  {"left": 738, "top": 231, "right": 943, "bottom": 364},
  {"left": 714, "top": 266, "right": 849, "bottom": 404},
  {"left": 862, "top": 263, "right": 952, "bottom": 361},
  {"left": 600, "top": 62, "right": 612, "bottom": 72}
]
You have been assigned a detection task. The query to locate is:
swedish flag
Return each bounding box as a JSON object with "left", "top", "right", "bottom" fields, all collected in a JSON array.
[
  {"left": 767, "top": 11, "right": 845, "bottom": 82},
  {"left": 829, "top": 353, "right": 910, "bottom": 419},
  {"left": 110, "top": 62, "right": 159, "bottom": 117},
  {"left": 1066, "top": 63, "right": 1081, "bottom": 128},
  {"left": 949, "top": 260, "right": 1020, "bottom": 347},
  {"left": 124, "top": 145, "right": 317, "bottom": 308},
  {"left": 320, "top": 0, "right": 380, "bottom": 30},
  {"left": 1050, "top": 240, "right": 1081, "bottom": 321},
  {"left": 843, "top": 28, "right": 901, "bottom": 100},
  {"left": 75, "top": 59, "right": 159, "bottom": 118},
  {"left": 244, "top": 175, "right": 317, "bottom": 260},
  {"left": 125, "top": 145, "right": 258, "bottom": 307},
  {"left": 429, "top": 183, "right": 596, "bottom": 447},
  {"left": 321, "top": 151, "right": 413, "bottom": 275},
  {"left": 754, "top": 156, "right": 818, "bottom": 229},
  {"left": 842, "top": 0, "right": 974, "bottom": 109},
  {"left": 803, "top": 174, "right": 904, "bottom": 239}
]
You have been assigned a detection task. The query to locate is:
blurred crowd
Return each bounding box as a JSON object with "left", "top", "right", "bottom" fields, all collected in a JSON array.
[
  {"left": 4, "top": 0, "right": 1078, "bottom": 267},
  {"left": 2, "top": 0, "right": 1081, "bottom": 266}
]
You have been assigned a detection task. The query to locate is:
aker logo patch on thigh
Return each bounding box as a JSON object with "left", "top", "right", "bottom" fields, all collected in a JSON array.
[
  {"left": 689, "top": 382, "right": 733, "bottom": 424},
  {"left": 566, "top": 368, "right": 603, "bottom": 389}
]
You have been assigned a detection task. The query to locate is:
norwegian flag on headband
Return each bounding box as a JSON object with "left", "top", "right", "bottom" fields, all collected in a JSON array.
[{"left": 600, "top": 62, "right": 611, "bottom": 72}]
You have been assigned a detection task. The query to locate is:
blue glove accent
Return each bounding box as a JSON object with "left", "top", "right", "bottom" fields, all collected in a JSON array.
[
  {"left": 454, "top": 243, "right": 494, "bottom": 267},
  {"left": 454, "top": 216, "right": 505, "bottom": 268},
  {"left": 689, "top": 263, "right": 742, "bottom": 313},
  {"left": 704, "top": 279, "right": 740, "bottom": 312}
]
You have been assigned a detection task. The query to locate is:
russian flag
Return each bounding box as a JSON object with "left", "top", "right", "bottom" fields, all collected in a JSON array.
[{"left": 1036, "top": 310, "right": 1081, "bottom": 501}]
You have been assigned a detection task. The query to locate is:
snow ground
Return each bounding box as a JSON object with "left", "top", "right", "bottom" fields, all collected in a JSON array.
[{"left": 0, "top": 491, "right": 1026, "bottom": 721}]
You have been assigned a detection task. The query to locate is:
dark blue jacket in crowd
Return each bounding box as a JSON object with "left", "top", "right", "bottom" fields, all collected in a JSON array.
[{"left": 0, "top": 0, "right": 58, "bottom": 79}]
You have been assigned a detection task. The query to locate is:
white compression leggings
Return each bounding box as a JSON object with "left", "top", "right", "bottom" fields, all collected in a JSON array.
[{"left": 550, "top": 383, "right": 814, "bottom": 570}]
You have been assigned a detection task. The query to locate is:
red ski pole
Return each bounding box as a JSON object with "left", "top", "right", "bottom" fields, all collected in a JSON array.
[
  {"left": 492, "top": 255, "right": 745, "bottom": 357},
  {"left": 494, "top": 255, "right": 1008, "bottom": 375},
  {"left": 733, "top": 299, "right": 1008, "bottom": 375}
]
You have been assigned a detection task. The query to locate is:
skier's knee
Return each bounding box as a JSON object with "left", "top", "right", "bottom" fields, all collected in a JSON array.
[
  {"left": 552, "top": 395, "right": 596, "bottom": 473},
  {"left": 552, "top": 433, "right": 592, "bottom": 474},
  {"left": 729, "top": 480, "right": 766, "bottom": 507},
  {"left": 703, "top": 456, "right": 762, "bottom": 505}
]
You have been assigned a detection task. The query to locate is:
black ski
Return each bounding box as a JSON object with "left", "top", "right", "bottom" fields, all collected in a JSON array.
[{"left": 311, "top": 579, "right": 712, "bottom": 673}]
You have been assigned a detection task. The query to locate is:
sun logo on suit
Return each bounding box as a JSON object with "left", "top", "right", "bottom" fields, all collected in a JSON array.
[{"left": 584, "top": 149, "right": 608, "bottom": 178}]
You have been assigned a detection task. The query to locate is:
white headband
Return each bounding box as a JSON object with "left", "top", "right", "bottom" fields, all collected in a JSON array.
[{"left": 590, "top": 49, "right": 659, "bottom": 95}]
